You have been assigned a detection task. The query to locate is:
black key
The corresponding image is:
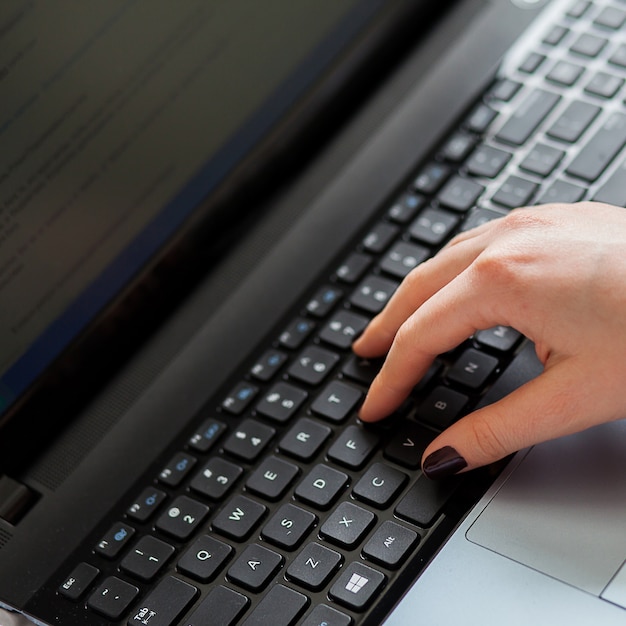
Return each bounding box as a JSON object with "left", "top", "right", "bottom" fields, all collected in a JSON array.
[
  {"left": 279, "top": 417, "right": 331, "bottom": 461},
  {"left": 441, "top": 132, "right": 477, "bottom": 162},
  {"left": 177, "top": 535, "right": 233, "bottom": 583},
  {"left": 95, "top": 522, "right": 135, "bottom": 559},
  {"left": 212, "top": 495, "right": 266, "bottom": 540},
  {"left": 335, "top": 252, "right": 371, "bottom": 283},
  {"left": 362, "top": 520, "right": 419, "bottom": 569},
  {"left": 570, "top": 32, "right": 607, "bottom": 58},
  {"left": 127, "top": 488, "right": 167, "bottom": 522},
  {"left": 342, "top": 355, "right": 382, "bottom": 385},
  {"left": 492, "top": 175, "right": 538, "bottom": 209},
  {"left": 546, "top": 60, "right": 584, "bottom": 86},
  {"left": 310, "top": 380, "right": 362, "bottom": 423},
  {"left": 182, "top": 586, "right": 248, "bottom": 626},
  {"left": 319, "top": 310, "right": 369, "bottom": 349},
  {"left": 287, "top": 542, "right": 343, "bottom": 590},
  {"left": 121, "top": 535, "right": 174, "bottom": 581},
  {"left": 288, "top": 347, "right": 339, "bottom": 385},
  {"left": 127, "top": 576, "right": 197, "bottom": 626},
  {"left": 301, "top": 605, "right": 352, "bottom": 626},
  {"left": 241, "top": 584, "right": 308, "bottom": 626},
  {"left": 543, "top": 25, "right": 568, "bottom": 47},
  {"left": 416, "top": 386, "right": 468, "bottom": 430},
  {"left": 475, "top": 326, "right": 521, "bottom": 352},
  {"left": 519, "top": 143, "right": 564, "bottom": 177},
  {"left": 460, "top": 207, "right": 505, "bottom": 233},
  {"left": 246, "top": 456, "right": 299, "bottom": 501},
  {"left": 189, "top": 457, "right": 242, "bottom": 500},
  {"left": 227, "top": 544, "right": 282, "bottom": 591},
  {"left": 585, "top": 72, "right": 624, "bottom": 99},
  {"left": 350, "top": 275, "right": 398, "bottom": 314},
  {"left": 567, "top": 0, "right": 590, "bottom": 19},
  {"left": 395, "top": 475, "right": 461, "bottom": 527},
  {"left": 59, "top": 562, "right": 99, "bottom": 601},
  {"left": 447, "top": 348, "right": 499, "bottom": 389},
  {"left": 519, "top": 51, "right": 545, "bottom": 74},
  {"left": 262, "top": 503, "right": 317, "bottom": 550},
  {"left": 250, "top": 350, "right": 288, "bottom": 382},
  {"left": 465, "top": 145, "right": 512, "bottom": 178},
  {"left": 87, "top": 576, "right": 138, "bottom": 620},
  {"left": 595, "top": 5, "right": 626, "bottom": 29},
  {"left": 536, "top": 179, "right": 585, "bottom": 204},
  {"left": 158, "top": 452, "right": 196, "bottom": 487},
  {"left": 329, "top": 562, "right": 385, "bottom": 611},
  {"left": 156, "top": 496, "right": 209, "bottom": 540},
  {"left": 221, "top": 382, "right": 259, "bottom": 415},
  {"left": 384, "top": 422, "right": 435, "bottom": 468},
  {"left": 413, "top": 162, "right": 451, "bottom": 194},
  {"left": 547, "top": 100, "right": 600, "bottom": 143},
  {"left": 567, "top": 113, "right": 626, "bottom": 182},
  {"left": 256, "top": 382, "right": 308, "bottom": 423},
  {"left": 320, "top": 501, "right": 375, "bottom": 548},
  {"left": 488, "top": 78, "right": 521, "bottom": 102},
  {"left": 593, "top": 157, "right": 626, "bottom": 207},
  {"left": 465, "top": 103, "right": 497, "bottom": 134},
  {"left": 352, "top": 462, "right": 407, "bottom": 508},
  {"left": 222, "top": 419, "right": 275, "bottom": 461},
  {"left": 306, "top": 286, "right": 343, "bottom": 318},
  {"left": 610, "top": 44, "right": 626, "bottom": 70},
  {"left": 496, "top": 89, "right": 560, "bottom": 146},
  {"left": 437, "top": 176, "right": 484, "bottom": 212},
  {"left": 295, "top": 464, "right": 348, "bottom": 509},
  {"left": 409, "top": 207, "right": 459, "bottom": 245},
  {"left": 379, "top": 241, "right": 429, "bottom": 279},
  {"left": 279, "top": 318, "right": 316, "bottom": 349},
  {"left": 387, "top": 192, "right": 424, "bottom": 224},
  {"left": 361, "top": 222, "right": 400, "bottom": 254},
  {"left": 187, "top": 418, "right": 226, "bottom": 453},
  {"left": 327, "top": 424, "right": 379, "bottom": 469}
]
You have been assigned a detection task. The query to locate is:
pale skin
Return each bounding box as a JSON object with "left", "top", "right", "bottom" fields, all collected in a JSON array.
[{"left": 353, "top": 202, "right": 626, "bottom": 477}]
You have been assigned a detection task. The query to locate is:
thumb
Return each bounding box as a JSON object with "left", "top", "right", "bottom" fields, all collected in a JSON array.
[{"left": 421, "top": 360, "right": 599, "bottom": 479}]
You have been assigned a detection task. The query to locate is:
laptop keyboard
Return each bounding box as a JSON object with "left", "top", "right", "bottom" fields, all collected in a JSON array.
[{"left": 28, "top": 0, "right": 626, "bottom": 624}]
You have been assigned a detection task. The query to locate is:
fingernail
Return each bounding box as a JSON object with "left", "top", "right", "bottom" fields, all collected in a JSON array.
[{"left": 423, "top": 446, "right": 467, "bottom": 480}]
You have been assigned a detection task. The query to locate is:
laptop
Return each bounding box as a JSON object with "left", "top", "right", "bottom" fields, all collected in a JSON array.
[{"left": 2, "top": 0, "right": 626, "bottom": 624}]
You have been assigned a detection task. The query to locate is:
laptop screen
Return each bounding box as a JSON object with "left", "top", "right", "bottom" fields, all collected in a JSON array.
[{"left": 0, "top": 0, "right": 397, "bottom": 419}]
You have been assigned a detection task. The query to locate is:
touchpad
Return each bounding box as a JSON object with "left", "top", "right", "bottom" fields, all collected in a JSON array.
[{"left": 466, "top": 420, "right": 626, "bottom": 596}]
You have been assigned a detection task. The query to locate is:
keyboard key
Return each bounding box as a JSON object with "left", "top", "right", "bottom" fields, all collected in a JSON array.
[
  {"left": 310, "top": 380, "right": 362, "bottom": 423},
  {"left": 465, "top": 145, "right": 512, "bottom": 178},
  {"left": 409, "top": 207, "right": 459, "bottom": 245},
  {"left": 594, "top": 159, "right": 626, "bottom": 207},
  {"left": 361, "top": 222, "right": 400, "bottom": 254},
  {"left": 261, "top": 503, "right": 316, "bottom": 550},
  {"left": 594, "top": 5, "right": 626, "bottom": 29},
  {"left": 384, "top": 422, "right": 435, "bottom": 468},
  {"left": 288, "top": 347, "right": 339, "bottom": 385},
  {"left": 379, "top": 241, "right": 429, "bottom": 279},
  {"left": 212, "top": 495, "right": 266, "bottom": 540},
  {"left": 250, "top": 350, "right": 288, "bottom": 382},
  {"left": 488, "top": 78, "right": 521, "bottom": 102},
  {"left": 536, "top": 179, "right": 585, "bottom": 204},
  {"left": 585, "top": 72, "right": 624, "bottom": 100},
  {"left": 447, "top": 348, "right": 499, "bottom": 389},
  {"left": 416, "top": 386, "right": 469, "bottom": 430},
  {"left": 475, "top": 325, "right": 521, "bottom": 352},
  {"left": 496, "top": 88, "right": 560, "bottom": 146},
  {"left": 222, "top": 419, "right": 275, "bottom": 461},
  {"left": 567, "top": 0, "right": 590, "bottom": 19},
  {"left": 352, "top": 462, "right": 407, "bottom": 508},
  {"left": 306, "top": 286, "right": 343, "bottom": 318},
  {"left": 287, "top": 542, "right": 343, "bottom": 590},
  {"left": 189, "top": 457, "right": 242, "bottom": 500},
  {"left": 547, "top": 100, "right": 600, "bottom": 143},
  {"left": 465, "top": 103, "right": 497, "bottom": 134},
  {"left": 158, "top": 452, "right": 196, "bottom": 487},
  {"left": 279, "top": 318, "right": 316, "bottom": 349},
  {"left": 246, "top": 456, "right": 299, "bottom": 501},
  {"left": 156, "top": 496, "right": 209, "bottom": 540},
  {"left": 182, "top": 585, "right": 248, "bottom": 626},
  {"left": 362, "top": 520, "right": 419, "bottom": 569},
  {"left": 335, "top": 252, "right": 371, "bottom": 283},
  {"left": 436, "top": 176, "right": 485, "bottom": 213},
  {"left": 301, "top": 605, "right": 352, "bottom": 626},
  {"left": 227, "top": 544, "right": 282, "bottom": 591},
  {"left": 546, "top": 60, "right": 584, "bottom": 86},
  {"left": 177, "top": 535, "right": 233, "bottom": 583},
  {"left": 341, "top": 355, "right": 382, "bottom": 385},
  {"left": 329, "top": 562, "right": 385, "bottom": 611},
  {"left": 327, "top": 424, "right": 379, "bottom": 469},
  {"left": 387, "top": 192, "right": 424, "bottom": 223},
  {"left": 519, "top": 51, "right": 545, "bottom": 74},
  {"left": 609, "top": 44, "right": 626, "bottom": 70},
  {"left": 570, "top": 32, "right": 607, "bottom": 58},
  {"left": 319, "top": 310, "right": 368, "bottom": 349},
  {"left": 295, "top": 464, "right": 348, "bottom": 510},
  {"left": 59, "top": 562, "right": 99, "bottom": 601},
  {"left": 519, "top": 143, "right": 564, "bottom": 177},
  {"left": 413, "top": 162, "right": 451, "bottom": 194},
  {"left": 395, "top": 475, "right": 461, "bottom": 527},
  {"left": 320, "top": 501, "right": 375, "bottom": 549},
  {"left": 95, "top": 522, "right": 135, "bottom": 559},
  {"left": 221, "top": 382, "right": 259, "bottom": 415},
  {"left": 256, "top": 382, "right": 308, "bottom": 422},
  {"left": 492, "top": 175, "right": 538, "bottom": 209},
  {"left": 127, "top": 488, "right": 167, "bottom": 522},
  {"left": 542, "top": 24, "right": 568, "bottom": 47},
  {"left": 350, "top": 275, "right": 398, "bottom": 313},
  {"left": 187, "top": 418, "right": 225, "bottom": 453},
  {"left": 121, "top": 535, "right": 175, "bottom": 581},
  {"left": 460, "top": 207, "right": 505, "bottom": 232},
  {"left": 87, "top": 576, "right": 138, "bottom": 620},
  {"left": 567, "top": 112, "right": 626, "bottom": 182},
  {"left": 240, "top": 584, "right": 308, "bottom": 626},
  {"left": 279, "top": 417, "right": 331, "bottom": 461},
  {"left": 127, "top": 575, "right": 196, "bottom": 626},
  {"left": 441, "top": 132, "right": 477, "bottom": 162}
]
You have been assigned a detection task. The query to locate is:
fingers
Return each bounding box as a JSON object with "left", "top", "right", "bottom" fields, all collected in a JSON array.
[{"left": 421, "top": 358, "right": 607, "bottom": 478}]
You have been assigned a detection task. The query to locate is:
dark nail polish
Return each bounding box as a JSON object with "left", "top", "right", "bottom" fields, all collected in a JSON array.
[{"left": 423, "top": 446, "right": 467, "bottom": 480}]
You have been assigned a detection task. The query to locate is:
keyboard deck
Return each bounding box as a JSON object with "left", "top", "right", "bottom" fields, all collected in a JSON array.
[{"left": 26, "top": 0, "right": 626, "bottom": 624}]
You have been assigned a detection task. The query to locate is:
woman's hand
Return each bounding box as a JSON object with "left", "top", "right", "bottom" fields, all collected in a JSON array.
[{"left": 353, "top": 202, "right": 626, "bottom": 478}]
